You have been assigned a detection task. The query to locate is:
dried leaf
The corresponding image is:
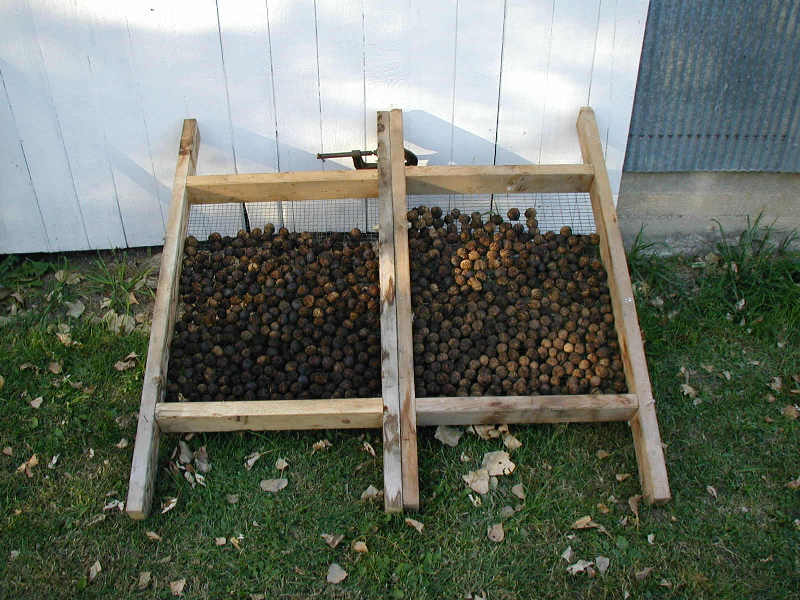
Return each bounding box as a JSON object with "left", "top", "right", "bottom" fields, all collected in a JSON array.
[
  {"left": 361, "top": 441, "right": 376, "bottom": 457},
  {"left": 659, "top": 579, "right": 673, "bottom": 589},
  {"left": 244, "top": 451, "right": 262, "bottom": 470},
  {"left": 48, "top": 361, "right": 62, "bottom": 375},
  {"left": 503, "top": 433, "right": 522, "bottom": 450},
  {"left": 597, "top": 503, "right": 610, "bottom": 514},
  {"left": 615, "top": 473, "right": 632, "bottom": 482},
  {"left": 47, "top": 454, "right": 59, "bottom": 469},
  {"left": 360, "top": 485, "right": 382, "bottom": 501},
  {"left": 786, "top": 477, "right": 800, "bottom": 490},
  {"left": 145, "top": 531, "right": 162, "bottom": 541},
  {"left": 10, "top": 550, "right": 20, "bottom": 560},
  {"left": 161, "top": 496, "right": 178, "bottom": 514},
  {"left": 178, "top": 441, "right": 193, "bottom": 464},
  {"left": 321, "top": 533, "right": 344, "bottom": 549},
  {"left": 89, "top": 560, "right": 101, "bottom": 583},
  {"left": 462, "top": 468, "right": 490, "bottom": 495},
  {"left": 2, "top": 447, "right": 12, "bottom": 456},
  {"left": 19, "top": 363, "right": 37, "bottom": 372},
  {"left": 230, "top": 537, "right": 242, "bottom": 551},
  {"left": 30, "top": 396, "right": 43, "bottom": 409},
  {"left": 115, "top": 438, "right": 128, "bottom": 449},
  {"left": 128, "top": 291, "right": 139, "bottom": 305},
  {"left": 0, "top": 375, "right": 3, "bottom": 391},
  {"left": 706, "top": 485, "right": 718, "bottom": 499},
  {"left": 769, "top": 377, "right": 783, "bottom": 392},
  {"left": 434, "top": 425, "right": 463, "bottom": 447},
  {"left": 137, "top": 571, "right": 151, "bottom": 590},
  {"left": 635, "top": 567, "right": 653, "bottom": 581},
  {"left": 647, "top": 533, "right": 655, "bottom": 544},
  {"left": 680, "top": 383, "right": 697, "bottom": 398},
  {"left": 226, "top": 494, "right": 239, "bottom": 505},
  {"left": 312, "top": 439, "right": 332, "bottom": 453},
  {"left": 571, "top": 515, "right": 610, "bottom": 536},
  {"left": 352, "top": 540, "right": 368, "bottom": 553},
  {"left": 275, "top": 457, "right": 289, "bottom": 471},
  {"left": 56, "top": 332, "right": 73, "bottom": 346},
  {"left": 596, "top": 449, "right": 610, "bottom": 459},
  {"left": 701, "top": 363, "right": 714, "bottom": 373},
  {"left": 260, "top": 478, "right": 288, "bottom": 493},
  {"left": 511, "top": 483, "right": 525, "bottom": 500},
  {"left": 721, "top": 370, "right": 732, "bottom": 381},
  {"left": 16, "top": 454, "right": 38, "bottom": 477},
  {"left": 781, "top": 405, "right": 799, "bottom": 419},
  {"left": 487, "top": 523, "right": 504, "bottom": 542},
  {"left": 468, "top": 493, "right": 482, "bottom": 507},
  {"left": 596, "top": 555, "right": 610, "bottom": 574},
  {"left": 499, "top": 505, "right": 515, "bottom": 519},
  {"left": 628, "top": 494, "right": 642, "bottom": 519},
  {"left": 405, "top": 518, "right": 424, "bottom": 533},
  {"left": 191, "top": 446, "right": 210, "bottom": 473},
  {"left": 214, "top": 537, "right": 227, "bottom": 546},
  {"left": 481, "top": 451, "right": 515, "bottom": 476},
  {"left": 471, "top": 425, "right": 496, "bottom": 440},
  {"left": 169, "top": 578, "right": 186, "bottom": 596},
  {"left": 459, "top": 452, "right": 471, "bottom": 463},
  {"left": 113, "top": 359, "right": 136, "bottom": 371},
  {"left": 567, "top": 560, "right": 594, "bottom": 575},
  {"left": 561, "top": 546, "right": 575, "bottom": 562},
  {"left": 326, "top": 563, "right": 347, "bottom": 584}
]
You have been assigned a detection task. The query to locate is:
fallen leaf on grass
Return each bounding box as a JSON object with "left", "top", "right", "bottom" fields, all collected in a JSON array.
[
  {"left": 434, "top": 425, "right": 463, "bottom": 447},
  {"left": 571, "top": 515, "right": 610, "bottom": 536},
  {"left": 721, "top": 370, "right": 732, "bottom": 381},
  {"left": 499, "top": 505, "right": 515, "bottom": 519},
  {"left": 89, "top": 560, "right": 101, "bottom": 583},
  {"left": 230, "top": 537, "right": 242, "bottom": 551},
  {"left": 194, "top": 447, "right": 210, "bottom": 473},
  {"left": 19, "top": 363, "right": 38, "bottom": 372},
  {"left": 352, "top": 540, "right": 368, "bottom": 553},
  {"left": 769, "top": 377, "right": 783, "bottom": 392},
  {"left": 361, "top": 441, "right": 376, "bottom": 457},
  {"left": 214, "top": 537, "right": 227, "bottom": 546},
  {"left": 635, "top": 567, "right": 653, "bottom": 581},
  {"left": 260, "top": 478, "right": 288, "bottom": 493},
  {"left": 468, "top": 493, "right": 482, "bottom": 507},
  {"left": 161, "top": 497, "right": 178, "bottom": 514},
  {"left": 47, "top": 454, "right": 59, "bottom": 469},
  {"left": 360, "top": 485, "right": 382, "bottom": 501},
  {"left": 115, "top": 438, "right": 128, "bottom": 449},
  {"left": 597, "top": 503, "right": 610, "bottom": 514},
  {"left": 659, "top": 579, "right": 673, "bottom": 589},
  {"left": 326, "top": 563, "right": 347, "bottom": 584},
  {"left": 470, "top": 425, "right": 498, "bottom": 440},
  {"left": 680, "top": 383, "right": 697, "bottom": 398},
  {"left": 55, "top": 270, "right": 82, "bottom": 285},
  {"left": 244, "top": 452, "right": 262, "bottom": 470},
  {"left": 48, "top": 361, "right": 62, "bottom": 374},
  {"left": 137, "top": 571, "right": 151, "bottom": 590},
  {"left": 596, "top": 449, "right": 610, "bottom": 459},
  {"left": 275, "top": 457, "right": 289, "bottom": 471},
  {"left": 113, "top": 353, "right": 138, "bottom": 371},
  {"left": 700, "top": 363, "right": 714, "bottom": 373},
  {"left": 595, "top": 556, "right": 610, "bottom": 574},
  {"left": 30, "top": 396, "right": 43, "bottom": 409},
  {"left": 628, "top": 495, "right": 642, "bottom": 519},
  {"left": 647, "top": 533, "right": 655, "bottom": 544},
  {"left": 706, "top": 485, "right": 718, "bottom": 499},
  {"left": 511, "top": 483, "right": 525, "bottom": 500},
  {"left": 2, "top": 447, "right": 12, "bottom": 456},
  {"left": 615, "top": 473, "right": 632, "bottom": 482},
  {"left": 178, "top": 441, "right": 193, "bottom": 464},
  {"left": 226, "top": 494, "right": 239, "bottom": 505},
  {"left": 463, "top": 469, "right": 490, "bottom": 495},
  {"left": 170, "top": 579, "right": 186, "bottom": 596},
  {"left": 785, "top": 478, "right": 800, "bottom": 490},
  {"left": 56, "top": 332, "right": 74, "bottom": 346},
  {"left": 561, "top": 546, "right": 575, "bottom": 562},
  {"left": 145, "top": 531, "right": 161, "bottom": 541},
  {"left": 312, "top": 439, "right": 332, "bottom": 453},
  {"left": 10, "top": 550, "right": 20, "bottom": 560},
  {"left": 482, "top": 451, "right": 515, "bottom": 476},
  {"left": 503, "top": 434, "right": 522, "bottom": 450},
  {"left": 460, "top": 452, "right": 471, "bottom": 463},
  {"left": 405, "top": 518, "right": 424, "bottom": 533},
  {"left": 487, "top": 523, "right": 504, "bottom": 542},
  {"left": 16, "top": 454, "right": 38, "bottom": 477},
  {"left": 781, "top": 405, "right": 799, "bottom": 420},
  {"left": 322, "top": 533, "right": 344, "bottom": 549},
  {"left": 566, "top": 560, "right": 594, "bottom": 575}
]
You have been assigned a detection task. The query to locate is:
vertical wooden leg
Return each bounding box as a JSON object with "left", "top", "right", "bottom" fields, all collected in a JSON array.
[
  {"left": 377, "top": 111, "right": 403, "bottom": 512},
  {"left": 576, "top": 107, "right": 671, "bottom": 504},
  {"left": 126, "top": 119, "right": 199, "bottom": 519},
  {"left": 386, "top": 110, "right": 420, "bottom": 510}
]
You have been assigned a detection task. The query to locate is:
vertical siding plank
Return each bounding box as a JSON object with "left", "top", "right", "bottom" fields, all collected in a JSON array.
[
  {"left": 0, "top": 70, "right": 49, "bottom": 253},
  {"left": 0, "top": 0, "right": 90, "bottom": 251},
  {"left": 82, "top": 0, "right": 166, "bottom": 247},
  {"left": 28, "top": 0, "right": 128, "bottom": 249}
]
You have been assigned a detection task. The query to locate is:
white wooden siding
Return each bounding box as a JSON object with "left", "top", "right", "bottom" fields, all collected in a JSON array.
[{"left": 0, "top": 0, "right": 648, "bottom": 253}]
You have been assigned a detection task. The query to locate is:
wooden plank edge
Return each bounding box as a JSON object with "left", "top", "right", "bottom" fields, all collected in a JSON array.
[
  {"left": 155, "top": 398, "right": 383, "bottom": 432},
  {"left": 416, "top": 394, "right": 638, "bottom": 426},
  {"left": 388, "top": 109, "right": 419, "bottom": 511},
  {"left": 126, "top": 119, "right": 198, "bottom": 520},
  {"left": 185, "top": 164, "right": 594, "bottom": 204},
  {"left": 576, "top": 106, "right": 671, "bottom": 505}
]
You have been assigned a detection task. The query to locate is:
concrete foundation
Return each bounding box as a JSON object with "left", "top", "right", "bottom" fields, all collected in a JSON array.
[{"left": 617, "top": 172, "right": 800, "bottom": 254}]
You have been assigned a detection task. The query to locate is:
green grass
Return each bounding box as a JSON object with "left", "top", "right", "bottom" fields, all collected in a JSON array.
[{"left": 1, "top": 233, "right": 799, "bottom": 599}]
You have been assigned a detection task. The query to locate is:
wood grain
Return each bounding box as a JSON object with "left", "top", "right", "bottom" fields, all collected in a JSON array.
[
  {"left": 155, "top": 398, "right": 382, "bottom": 432},
  {"left": 576, "top": 106, "right": 671, "bottom": 505},
  {"left": 416, "top": 394, "right": 638, "bottom": 425},
  {"left": 376, "top": 111, "right": 403, "bottom": 513},
  {"left": 126, "top": 119, "right": 198, "bottom": 520}
]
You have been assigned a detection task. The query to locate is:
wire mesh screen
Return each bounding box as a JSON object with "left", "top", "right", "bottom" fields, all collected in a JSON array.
[
  {"left": 187, "top": 203, "right": 247, "bottom": 239},
  {"left": 407, "top": 192, "right": 596, "bottom": 234},
  {"left": 246, "top": 199, "right": 371, "bottom": 234}
]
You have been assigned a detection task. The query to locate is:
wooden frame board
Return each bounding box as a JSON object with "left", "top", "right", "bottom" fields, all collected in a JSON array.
[{"left": 126, "top": 107, "right": 670, "bottom": 519}]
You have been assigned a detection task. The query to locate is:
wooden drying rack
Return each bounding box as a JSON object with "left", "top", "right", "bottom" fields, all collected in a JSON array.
[{"left": 126, "top": 107, "right": 670, "bottom": 518}]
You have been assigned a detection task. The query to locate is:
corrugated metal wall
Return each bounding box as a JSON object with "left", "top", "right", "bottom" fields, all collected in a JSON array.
[{"left": 625, "top": 0, "right": 800, "bottom": 172}]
